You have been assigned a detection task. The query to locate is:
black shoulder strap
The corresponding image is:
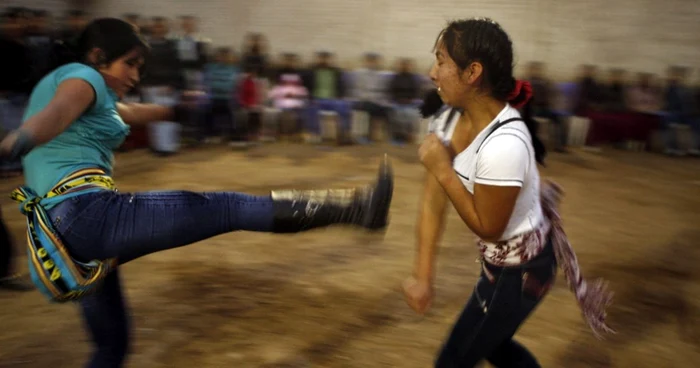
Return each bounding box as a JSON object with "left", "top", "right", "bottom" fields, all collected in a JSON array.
[{"left": 476, "top": 117, "right": 524, "bottom": 153}]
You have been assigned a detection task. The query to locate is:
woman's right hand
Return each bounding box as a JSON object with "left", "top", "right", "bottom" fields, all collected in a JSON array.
[{"left": 402, "top": 276, "right": 434, "bottom": 315}]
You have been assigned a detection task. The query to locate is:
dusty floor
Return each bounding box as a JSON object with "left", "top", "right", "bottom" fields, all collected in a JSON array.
[{"left": 0, "top": 143, "right": 699, "bottom": 368}]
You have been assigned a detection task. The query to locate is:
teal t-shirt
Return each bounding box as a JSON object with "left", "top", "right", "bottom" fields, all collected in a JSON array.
[{"left": 21, "top": 63, "right": 130, "bottom": 203}]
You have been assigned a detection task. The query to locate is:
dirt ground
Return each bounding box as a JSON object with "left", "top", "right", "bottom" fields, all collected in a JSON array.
[{"left": 0, "top": 143, "right": 699, "bottom": 368}]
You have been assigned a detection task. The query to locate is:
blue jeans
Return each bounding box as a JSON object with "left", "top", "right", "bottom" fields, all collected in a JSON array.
[
  {"left": 47, "top": 190, "right": 275, "bottom": 367},
  {"left": 305, "top": 99, "right": 351, "bottom": 134},
  {"left": 435, "top": 241, "right": 556, "bottom": 368},
  {"left": 660, "top": 112, "right": 700, "bottom": 151},
  {"left": 390, "top": 103, "right": 421, "bottom": 140}
]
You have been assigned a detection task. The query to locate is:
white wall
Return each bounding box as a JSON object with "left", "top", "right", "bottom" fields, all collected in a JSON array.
[
  {"left": 83, "top": 0, "right": 700, "bottom": 81},
  {"left": 3, "top": 0, "right": 73, "bottom": 16}
]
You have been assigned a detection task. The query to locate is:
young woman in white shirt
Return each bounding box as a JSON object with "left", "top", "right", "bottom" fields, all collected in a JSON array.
[{"left": 402, "top": 18, "right": 614, "bottom": 367}]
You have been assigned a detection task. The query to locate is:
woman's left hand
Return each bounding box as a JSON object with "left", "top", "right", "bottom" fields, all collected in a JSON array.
[{"left": 419, "top": 134, "right": 453, "bottom": 179}]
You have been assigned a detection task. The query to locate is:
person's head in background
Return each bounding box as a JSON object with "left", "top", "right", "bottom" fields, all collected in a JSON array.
[
  {"left": 244, "top": 33, "right": 267, "bottom": 55},
  {"left": 364, "top": 53, "right": 381, "bottom": 70},
  {"left": 316, "top": 51, "right": 333, "bottom": 68},
  {"left": 180, "top": 15, "right": 197, "bottom": 36},
  {"left": 609, "top": 68, "right": 625, "bottom": 85},
  {"left": 667, "top": 66, "right": 689, "bottom": 85},
  {"left": 214, "top": 47, "right": 235, "bottom": 64},
  {"left": 637, "top": 72, "right": 653, "bottom": 89},
  {"left": 281, "top": 52, "right": 299, "bottom": 69},
  {"left": 149, "top": 17, "right": 169, "bottom": 40},
  {"left": 581, "top": 64, "right": 597, "bottom": 80},
  {"left": 1, "top": 7, "right": 29, "bottom": 39},
  {"left": 527, "top": 61, "right": 545, "bottom": 80},
  {"left": 122, "top": 13, "right": 141, "bottom": 31},
  {"left": 28, "top": 9, "right": 51, "bottom": 36},
  {"left": 398, "top": 58, "right": 414, "bottom": 74},
  {"left": 65, "top": 9, "right": 88, "bottom": 34}
]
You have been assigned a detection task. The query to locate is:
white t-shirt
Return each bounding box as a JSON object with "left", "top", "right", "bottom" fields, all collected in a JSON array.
[{"left": 429, "top": 104, "right": 544, "bottom": 240}]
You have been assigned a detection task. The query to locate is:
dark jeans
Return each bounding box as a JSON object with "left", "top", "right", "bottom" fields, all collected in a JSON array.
[
  {"left": 533, "top": 106, "right": 567, "bottom": 150},
  {"left": 47, "top": 190, "right": 276, "bottom": 367},
  {"left": 660, "top": 112, "right": 700, "bottom": 151},
  {"left": 435, "top": 240, "right": 556, "bottom": 368},
  {"left": 305, "top": 99, "right": 352, "bottom": 134},
  {"left": 205, "top": 98, "right": 236, "bottom": 138},
  {"left": 354, "top": 100, "right": 390, "bottom": 119}
]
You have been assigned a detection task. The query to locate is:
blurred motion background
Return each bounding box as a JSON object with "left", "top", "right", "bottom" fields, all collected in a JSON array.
[{"left": 1, "top": 1, "right": 700, "bottom": 367}]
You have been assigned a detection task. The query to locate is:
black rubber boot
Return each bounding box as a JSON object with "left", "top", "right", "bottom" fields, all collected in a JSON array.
[{"left": 270, "top": 155, "right": 393, "bottom": 233}]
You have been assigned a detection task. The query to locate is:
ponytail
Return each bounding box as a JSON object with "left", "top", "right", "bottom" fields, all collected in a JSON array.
[
  {"left": 419, "top": 88, "right": 445, "bottom": 118},
  {"left": 509, "top": 80, "right": 547, "bottom": 165}
]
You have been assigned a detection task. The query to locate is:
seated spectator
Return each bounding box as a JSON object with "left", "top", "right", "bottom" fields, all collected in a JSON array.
[
  {"left": 236, "top": 66, "right": 264, "bottom": 145},
  {"left": 573, "top": 64, "right": 605, "bottom": 116},
  {"left": 625, "top": 72, "right": 662, "bottom": 114},
  {"left": 303, "top": 51, "right": 351, "bottom": 142},
  {"left": 352, "top": 53, "right": 391, "bottom": 137},
  {"left": 388, "top": 58, "right": 421, "bottom": 144},
  {"left": 524, "top": 61, "right": 567, "bottom": 152},
  {"left": 273, "top": 52, "right": 304, "bottom": 82},
  {"left": 269, "top": 73, "right": 308, "bottom": 111},
  {"left": 602, "top": 68, "right": 627, "bottom": 112},
  {"left": 204, "top": 47, "right": 240, "bottom": 141},
  {"left": 661, "top": 66, "right": 699, "bottom": 156}
]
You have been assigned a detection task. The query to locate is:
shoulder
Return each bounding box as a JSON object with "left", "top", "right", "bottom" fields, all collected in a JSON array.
[
  {"left": 479, "top": 107, "right": 533, "bottom": 160},
  {"left": 54, "top": 63, "right": 112, "bottom": 109}
]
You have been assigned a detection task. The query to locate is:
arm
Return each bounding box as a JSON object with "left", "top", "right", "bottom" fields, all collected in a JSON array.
[
  {"left": 436, "top": 171, "right": 520, "bottom": 242},
  {"left": 428, "top": 134, "right": 527, "bottom": 242},
  {"left": 1, "top": 79, "right": 95, "bottom": 155},
  {"left": 116, "top": 102, "right": 174, "bottom": 126},
  {"left": 413, "top": 171, "right": 450, "bottom": 283}
]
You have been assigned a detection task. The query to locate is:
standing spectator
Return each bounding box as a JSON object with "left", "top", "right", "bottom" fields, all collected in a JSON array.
[
  {"left": 603, "top": 68, "right": 627, "bottom": 112},
  {"left": 524, "top": 61, "right": 567, "bottom": 152},
  {"left": 573, "top": 64, "right": 604, "bottom": 116},
  {"left": 140, "top": 17, "right": 183, "bottom": 103},
  {"left": 204, "top": 47, "right": 240, "bottom": 141},
  {"left": 352, "top": 52, "right": 391, "bottom": 142},
  {"left": 241, "top": 33, "right": 269, "bottom": 79},
  {"left": 625, "top": 72, "right": 662, "bottom": 114},
  {"left": 661, "top": 66, "right": 699, "bottom": 156},
  {"left": 175, "top": 15, "right": 209, "bottom": 89},
  {"left": 388, "top": 58, "right": 421, "bottom": 144}
]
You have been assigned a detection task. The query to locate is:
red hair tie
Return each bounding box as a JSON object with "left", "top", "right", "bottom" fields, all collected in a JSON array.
[{"left": 507, "top": 80, "right": 533, "bottom": 109}]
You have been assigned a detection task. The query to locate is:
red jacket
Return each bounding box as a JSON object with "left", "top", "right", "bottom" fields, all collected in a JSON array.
[{"left": 238, "top": 76, "right": 259, "bottom": 108}]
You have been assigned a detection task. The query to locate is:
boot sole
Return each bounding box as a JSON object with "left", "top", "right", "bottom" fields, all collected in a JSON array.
[{"left": 364, "top": 155, "right": 394, "bottom": 231}]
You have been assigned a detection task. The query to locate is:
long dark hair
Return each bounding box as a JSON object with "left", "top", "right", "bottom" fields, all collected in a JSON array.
[
  {"left": 46, "top": 18, "right": 150, "bottom": 75},
  {"left": 436, "top": 18, "right": 546, "bottom": 165}
]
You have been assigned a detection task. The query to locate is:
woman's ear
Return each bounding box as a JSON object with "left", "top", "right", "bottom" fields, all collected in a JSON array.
[
  {"left": 462, "top": 61, "right": 483, "bottom": 86},
  {"left": 86, "top": 48, "right": 108, "bottom": 67}
]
